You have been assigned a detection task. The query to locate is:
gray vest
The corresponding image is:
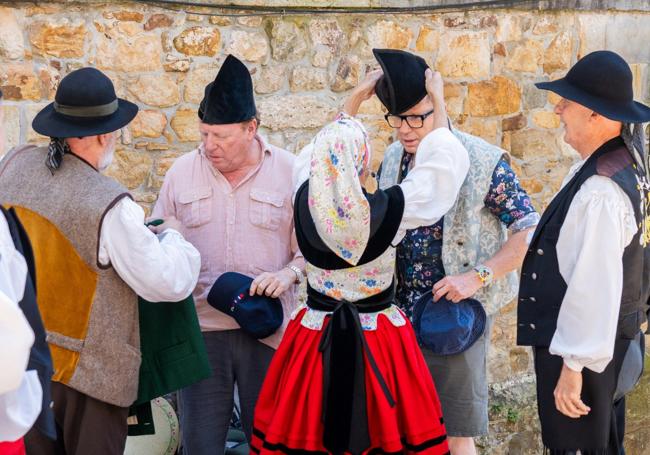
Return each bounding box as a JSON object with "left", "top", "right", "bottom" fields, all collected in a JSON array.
[
  {"left": 0, "top": 145, "right": 140, "bottom": 407},
  {"left": 379, "top": 130, "right": 519, "bottom": 315}
]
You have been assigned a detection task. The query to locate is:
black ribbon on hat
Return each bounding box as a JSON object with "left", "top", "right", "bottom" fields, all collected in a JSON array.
[{"left": 307, "top": 284, "right": 395, "bottom": 455}]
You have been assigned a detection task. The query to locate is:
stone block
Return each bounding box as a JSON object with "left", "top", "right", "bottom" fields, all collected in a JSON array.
[
  {"left": 173, "top": 27, "right": 220, "bottom": 56},
  {"left": 25, "top": 102, "right": 49, "bottom": 143},
  {"left": 226, "top": 30, "right": 268, "bottom": 63},
  {"left": 254, "top": 65, "right": 286, "bottom": 94},
  {"left": 0, "top": 7, "right": 25, "bottom": 60},
  {"left": 509, "top": 128, "right": 557, "bottom": 160},
  {"left": 268, "top": 20, "right": 308, "bottom": 62},
  {"left": 506, "top": 40, "right": 543, "bottom": 73},
  {"left": 308, "top": 19, "right": 346, "bottom": 54},
  {"left": 457, "top": 117, "right": 499, "bottom": 145},
  {"left": 238, "top": 16, "right": 263, "bottom": 28},
  {"left": 257, "top": 95, "right": 338, "bottom": 131},
  {"left": 496, "top": 14, "right": 524, "bottom": 42},
  {"left": 163, "top": 56, "right": 191, "bottom": 73},
  {"left": 331, "top": 55, "right": 361, "bottom": 93},
  {"left": 366, "top": 20, "right": 412, "bottom": 49},
  {"left": 468, "top": 76, "right": 521, "bottom": 117},
  {"left": 96, "top": 34, "right": 162, "bottom": 72},
  {"left": 1, "top": 104, "right": 20, "bottom": 154},
  {"left": 532, "top": 111, "right": 560, "bottom": 129},
  {"left": 128, "top": 74, "right": 180, "bottom": 108},
  {"left": 415, "top": 26, "right": 439, "bottom": 52},
  {"left": 502, "top": 113, "right": 527, "bottom": 132},
  {"left": 436, "top": 32, "right": 490, "bottom": 79},
  {"left": 104, "top": 11, "right": 144, "bottom": 22},
  {"left": 0, "top": 64, "right": 41, "bottom": 101},
  {"left": 290, "top": 66, "right": 328, "bottom": 92},
  {"left": 184, "top": 64, "right": 219, "bottom": 104},
  {"left": 29, "top": 20, "right": 86, "bottom": 58},
  {"left": 130, "top": 110, "right": 167, "bottom": 138},
  {"left": 544, "top": 32, "right": 572, "bottom": 75},
  {"left": 209, "top": 16, "right": 232, "bottom": 26},
  {"left": 523, "top": 83, "right": 548, "bottom": 110},
  {"left": 144, "top": 14, "right": 173, "bottom": 31},
  {"left": 155, "top": 151, "right": 183, "bottom": 176},
  {"left": 171, "top": 109, "right": 201, "bottom": 142},
  {"left": 104, "top": 148, "right": 153, "bottom": 190}
]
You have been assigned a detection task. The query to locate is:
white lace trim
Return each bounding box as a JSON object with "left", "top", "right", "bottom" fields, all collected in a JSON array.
[{"left": 290, "top": 303, "right": 407, "bottom": 331}]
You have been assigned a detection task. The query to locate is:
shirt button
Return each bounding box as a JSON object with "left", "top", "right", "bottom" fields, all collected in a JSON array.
[
  {"left": 457, "top": 241, "right": 464, "bottom": 246},
  {"left": 537, "top": 249, "right": 544, "bottom": 255},
  {"left": 530, "top": 323, "right": 536, "bottom": 330},
  {"left": 530, "top": 296, "right": 537, "bottom": 302},
  {"left": 229, "top": 193, "right": 234, "bottom": 198},
  {"left": 462, "top": 262, "right": 469, "bottom": 267},
  {"left": 531, "top": 273, "right": 537, "bottom": 280}
]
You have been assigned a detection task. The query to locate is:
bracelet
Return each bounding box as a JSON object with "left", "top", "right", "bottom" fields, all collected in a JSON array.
[
  {"left": 286, "top": 265, "right": 303, "bottom": 284},
  {"left": 473, "top": 264, "right": 494, "bottom": 287}
]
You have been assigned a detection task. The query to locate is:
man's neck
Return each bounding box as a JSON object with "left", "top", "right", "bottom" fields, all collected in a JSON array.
[
  {"left": 577, "top": 131, "right": 621, "bottom": 160},
  {"left": 220, "top": 138, "right": 263, "bottom": 187}
]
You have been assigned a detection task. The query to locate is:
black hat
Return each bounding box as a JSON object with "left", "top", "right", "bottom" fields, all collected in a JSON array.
[
  {"left": 207, "top": 272, "right": 283, "bottom": 339},
  {"left": 536, "top": 50, "right": 650, "bottom": 123},
  {"left": 199, "top": 55, "right": 257, "bottom": 125},
  {"left": 32, "top": 67, "right": 138, "bottom": 138},
  {"left": 373, "top": 49, "right": 430, "bottom": 115}
]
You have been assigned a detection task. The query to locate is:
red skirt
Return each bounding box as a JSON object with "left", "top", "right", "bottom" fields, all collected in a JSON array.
[
  {"left": 0, "top": 439, "right": 26, "bottom": 455},
  {"left": 251, "top": 308, "right": 449, "bottom": 454}
]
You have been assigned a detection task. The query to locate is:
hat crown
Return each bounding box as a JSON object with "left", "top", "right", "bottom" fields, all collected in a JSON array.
[
  {"left": 566, "top": 50, "right": 634, "bottom": 104},
  {"left": 55, "top": 67, "right": 117, "bottom": 107},
  {"left": 373, "top": 49, "right": 429, "bottom": 114},
  {"left": 200, "top": 54, "right": 256, "bottom": 124}
]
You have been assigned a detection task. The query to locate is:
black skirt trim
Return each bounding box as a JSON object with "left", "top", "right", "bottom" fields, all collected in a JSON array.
[{"left": 252, "top": 427, "right": 447, "bottom": 454}]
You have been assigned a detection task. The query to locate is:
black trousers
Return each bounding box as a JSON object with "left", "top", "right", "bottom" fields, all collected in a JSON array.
[{"left": 535, "top": 338, "right": 630, "bottom": 454}]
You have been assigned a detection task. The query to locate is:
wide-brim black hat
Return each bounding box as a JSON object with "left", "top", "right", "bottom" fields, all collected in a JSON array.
[
  {"left": 373, "top": 49, "right": 430, "bottom": 115},
  {"left": 32, "top": 67, "right": 138, "bottom": 138},
  {"left": 200, "top": 55, "right": 257, "bottom": 125},
  {"left": 536, "top": 50, "right": 650, "bottom": 123}
]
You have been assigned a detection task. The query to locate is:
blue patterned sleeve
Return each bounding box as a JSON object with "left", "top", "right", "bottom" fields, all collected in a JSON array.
[{"left": 484, "top": 159, "right": 540, "bottom": 232}]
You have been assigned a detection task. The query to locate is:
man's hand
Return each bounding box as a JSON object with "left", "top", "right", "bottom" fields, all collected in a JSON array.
[
  {"left": 425, "top": 68, "right": 445, "bottom": 106},
  {"left": 147, "top": 216, "right": 183, "bottom": 235},
  {"left": 250, "top": 268, "right": 295, "bottom": 298},
  {"left": 432, "top": 271, "right": 482, "bottom": 303},
  {"left": 342, "top": 69, "right": 384, "bottom": 116},
  {"left": 554, "top": 363, "right": 590, "bottom": 418}
]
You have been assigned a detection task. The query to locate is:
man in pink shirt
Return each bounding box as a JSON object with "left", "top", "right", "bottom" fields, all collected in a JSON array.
[{"left": 152, "top": 55, "right": 304, "bottom": 455}]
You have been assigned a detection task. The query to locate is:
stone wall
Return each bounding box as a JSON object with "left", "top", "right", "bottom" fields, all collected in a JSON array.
[{"left": 0, "top": 2, "right": 649, "bottom": 452}]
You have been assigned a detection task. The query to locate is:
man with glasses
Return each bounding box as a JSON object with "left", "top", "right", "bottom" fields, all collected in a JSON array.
[{"left": 360, "top": 49, "right": 539, "bottom": 455}]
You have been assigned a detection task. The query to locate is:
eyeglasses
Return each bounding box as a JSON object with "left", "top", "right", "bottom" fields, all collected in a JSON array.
[{"left": 384, "top": 110, "right": 435, "bottom": 129}]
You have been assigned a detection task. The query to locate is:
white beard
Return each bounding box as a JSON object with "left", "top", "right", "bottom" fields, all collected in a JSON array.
[{"left": 97, "top": 138, "right": 116, "bottom": 172}]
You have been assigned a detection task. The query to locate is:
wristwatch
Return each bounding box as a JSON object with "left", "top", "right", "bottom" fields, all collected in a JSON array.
[
  {"left": 286, "top": 265, "right": 304, "bottom": 284},
  {"left": 473, "top": 264, "right": 494, "bottom": 287}
]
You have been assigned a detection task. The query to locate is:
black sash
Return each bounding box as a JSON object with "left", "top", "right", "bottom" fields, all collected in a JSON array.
[{"left": 307, "top": 284, "right": 396, "bottom": 455}]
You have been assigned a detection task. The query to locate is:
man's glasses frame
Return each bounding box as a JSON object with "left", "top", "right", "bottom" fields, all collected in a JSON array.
[{"left": 384, "top": 109, "right": 435, "bottom": 129}]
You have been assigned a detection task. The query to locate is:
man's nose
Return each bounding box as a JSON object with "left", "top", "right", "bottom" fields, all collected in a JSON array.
[{"left": 398, "top": 121, "right": 412, "bottom": 134}]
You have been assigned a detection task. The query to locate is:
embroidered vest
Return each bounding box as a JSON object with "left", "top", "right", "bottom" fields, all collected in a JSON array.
[
  {"left": 518, "top": 137, "right": 650, "bottom": 346},
  {"left": 0, "top": 145, "right": 140, "bottom": 407},
  {"left": 379, "top": 130, "right": 518, "bottom": 314}
]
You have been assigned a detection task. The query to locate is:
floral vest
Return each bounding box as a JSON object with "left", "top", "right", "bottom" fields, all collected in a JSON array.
[{"left": 379, "top": 130, "right": 519, "bottom": 315}]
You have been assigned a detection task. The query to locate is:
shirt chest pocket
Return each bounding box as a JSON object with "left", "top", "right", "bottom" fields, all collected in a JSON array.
[
  {"left": 249, "top": 188, "right": 285, "bottom": 231},
  {"left": 178, "top": 186, "right": 213, "bottom": 228}
]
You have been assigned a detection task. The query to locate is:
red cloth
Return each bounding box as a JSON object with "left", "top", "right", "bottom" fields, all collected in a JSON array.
[
  {"left": 251, "top": 308, "right": 449, "bottom": 454},
  {"left": 0, "top": 439, "right": 26, "bottom": 455}
]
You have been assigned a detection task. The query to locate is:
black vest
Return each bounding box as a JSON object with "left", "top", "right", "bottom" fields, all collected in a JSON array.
[
  {"left": 518, "top": 137, "right": 650, "bottom": 347},
  {"left": 1, "top": 206, "right": 56, "bottom": 439}
]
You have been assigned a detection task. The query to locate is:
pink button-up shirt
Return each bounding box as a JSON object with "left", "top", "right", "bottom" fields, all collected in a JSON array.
[{"left": 152, "top": 135, "right": 304, "bottom": 348}]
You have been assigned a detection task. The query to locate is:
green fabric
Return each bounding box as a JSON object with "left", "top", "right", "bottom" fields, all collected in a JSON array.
[{"left": 134, "top": 295, "right": 212, "bottom": 405}]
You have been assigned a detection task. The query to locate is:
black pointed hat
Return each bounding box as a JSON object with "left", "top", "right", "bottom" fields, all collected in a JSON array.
[
  {"left": 536, "top": 50, "right": 650, "bottom": 123},
  {"left": 373, "top": 49, "right": 430, "bottom": 115},
  {"left": 199, "top": 54, "right": 257, "bottom": 124}
]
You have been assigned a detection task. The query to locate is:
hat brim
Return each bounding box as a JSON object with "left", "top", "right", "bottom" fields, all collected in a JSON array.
[
  {"left": 535, "top": 78, "right": 650, "bottom": 123},
  {"left": 32, "top": 98, "right": 139, "bottom": 138},
  {"left": 412, "top": 292, "right": 487, "bottom": 356}
]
